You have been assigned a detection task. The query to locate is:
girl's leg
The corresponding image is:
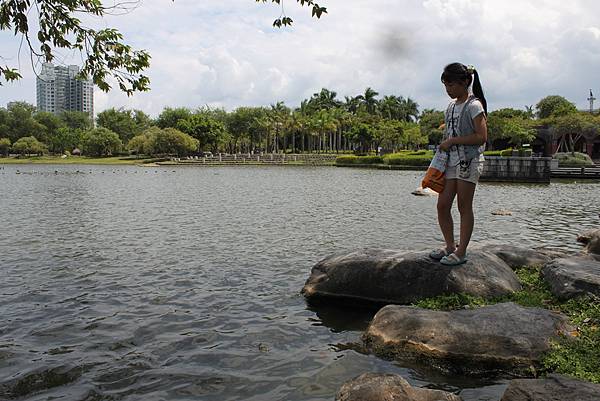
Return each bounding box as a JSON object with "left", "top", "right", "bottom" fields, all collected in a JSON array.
[
  {"left": 437, "top": 179, "right": 458, "bottom": 251},
  {"left": 455, "top": 180, "right": 477, "bottom": 258}
]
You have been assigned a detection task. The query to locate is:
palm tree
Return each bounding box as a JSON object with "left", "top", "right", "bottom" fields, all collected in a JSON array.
[
  {"left": 358, "top": 87, "right": 380, "bottom": 115},
  {"left": 399, "top": 97, "right": 419, "bottom": 122},
  {"left": 344, "top": 95, "right": 361, "bottom": 115}
]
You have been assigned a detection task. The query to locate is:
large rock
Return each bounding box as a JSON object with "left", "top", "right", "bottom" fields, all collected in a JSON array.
[
  {"left": 336, "top": 373, "right": 462, "bottom": 401},
  {"left": 302, "top": 249, "right": 521, "bottom": 305},
  {"left": 542, "top": 257, "right": 600, "bottom": 299},
  {"left": 500, "top": 374, "right": 600, "bottom": 401},
  {"left": 482, "top": 244, "right": 563, "bottom": 269},
  {"left": 363, "top": 302, "right": 572, "bottom": 376}
]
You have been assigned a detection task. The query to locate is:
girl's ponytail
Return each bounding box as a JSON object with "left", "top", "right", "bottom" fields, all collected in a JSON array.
[{"left": 471, "top": 69, "right": 487, "bottom": 116}]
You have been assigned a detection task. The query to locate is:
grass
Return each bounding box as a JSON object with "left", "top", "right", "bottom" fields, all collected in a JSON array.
[
  {"left": 413, "top": 264, "right": 600, "bottom": 383},
  {"left": 0, "top": 156, "right": 164, "bottom": 165}
]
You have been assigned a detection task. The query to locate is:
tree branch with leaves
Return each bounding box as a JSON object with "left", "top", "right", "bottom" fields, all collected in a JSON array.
[{"left": 1, "top": 0, "right": 326, "bottom": 94}]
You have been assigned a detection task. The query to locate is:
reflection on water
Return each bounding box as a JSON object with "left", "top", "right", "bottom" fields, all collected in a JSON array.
[{"left": 1, "top": 165, "right": 598, "bottom": 400}]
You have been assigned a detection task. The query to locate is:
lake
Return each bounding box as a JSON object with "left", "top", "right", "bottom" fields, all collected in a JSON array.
[{"left": 1, "top": 164, "right": 598, "bottom": 401}]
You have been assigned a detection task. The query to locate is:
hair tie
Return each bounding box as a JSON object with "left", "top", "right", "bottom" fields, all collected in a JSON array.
[{"left": 466, "top": 65, "right": 475, "bottom": 74}]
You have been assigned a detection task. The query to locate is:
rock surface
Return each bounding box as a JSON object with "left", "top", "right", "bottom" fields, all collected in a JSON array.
[
  {"left": 302, "top": 249, "right": 521, "bottom": 305},
  {"left": 499, "top": 374, "right": 600, "bottom": 401},
  {"left": 363, "top": 302, "right": 572, "bottom": 375},
  {"left": 336, "top": 373, "right": 462, "bottom": 401},
  {"left": 482, "top": 244, "right": 562, "bottom": 269},
  {"left": 542, "top": 257, "right": 600, "bottom": 299}
]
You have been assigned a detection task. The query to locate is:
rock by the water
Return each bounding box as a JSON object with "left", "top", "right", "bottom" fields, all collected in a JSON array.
[
  {"left": 500, "top": 374, "right": 600, "bottom": 401},
  {"left": 542, "top": 257, "right": 600, "bottom": 299},
  {"left": 363, "top": 302, "right": 572, "bottom": 375},
  {"left": 577, "top": 229, "right": 596, "bottom": 245},
  {"left": 482, "top": 244, "right": 562, "bottom": 269},
  {"left": 302, "top": 249, "right": 521, "bottom": 305},
  {"left": 336, "top": 373, "right": 462, "bottom": 401}
]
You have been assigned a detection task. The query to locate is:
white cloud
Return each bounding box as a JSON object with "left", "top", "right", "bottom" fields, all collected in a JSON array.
[{"left": 1, "top": 0, "right": 600, "bottom": 117}]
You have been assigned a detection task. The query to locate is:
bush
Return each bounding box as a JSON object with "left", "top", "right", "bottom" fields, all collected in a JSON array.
[
  {"left": 500, "top": 148, "right": 513, "bottom": 157},
  {"left": 335, "top": 155, "right": 383, "bottom": 165},
  {"left": 484, "top": 150, "right": 503, "bottom": 156},
  {"left": 519, "top": 149, "right": 533, "bottom": 157},
  {"left": 553, "top": 152, "right": 594, "bottom": 167},
  {"left": 336, "top": 155, "right": 358, "bottom": 164},
  {"left": 382, "top": 150, "right": 433, "bottom": 166}
]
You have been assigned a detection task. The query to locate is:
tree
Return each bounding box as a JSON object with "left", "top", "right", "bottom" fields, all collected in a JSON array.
[
  {"left": 153, "top": 128, "right": 199, "bottom": 156},
  {"left": 49, "top": 127, "right": 84, "bottom": 154},
  {"left": 12, "top": 136, "right": 47, "bottom": 155},
  {"left": 419, "top": 109, "right": 444, "bottom": 144},
  {"left": 176, "top": 113, "right": 228, "bottom": 153},
  {"left": 156, "top": 107, "right": 193, "bottom": 129},
  {"left": 1, "top": 1, "right": 325, "bottom": 93},
  {"left": 3, "top": 102, "right": 45, "bottom": 142},
  {"left": 487, "top": 111, "right": 536, "bottom": 149},
  {"left": 552, "top": 113, "right": 600, "bottom": 155},
  {"left": 96, "top": 108, "right": 149, "bottom": 143},
  {"left": 60, "top": 111, "right": 92, "bottom": 131},
  {"left": 33, "top": 111, "right": 65, "bottom": 144},
  {"left": 401, "top": 122, "right": 428, "bottom": 149},
  {"left": 81, "top": 127, "right": 122, "bottom": 156},
  {"left": 356, "top": 87, "right": 380, "bottom": 115},
  {"left": 536, "top": 96, "right": 577, "bottom": 119},
  {"left": 372, "top": 119, "right": 403, "bottom": 152},
  {"left": 128, "top": 127, "right": 199, "bottom": 156},
  {"left": 306, "top": 88, "right": 341, "bottom": 112},
  {"left": 0, "top": 137, "right": 11, "bottom": 156},
  {"left": 348, "top": 122, "right": 375, "bottom": 153}
]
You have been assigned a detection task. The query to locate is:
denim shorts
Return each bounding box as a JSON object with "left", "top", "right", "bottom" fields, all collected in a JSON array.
[{"left": 446, "top": 161, "right": 484, "bottom": 184}]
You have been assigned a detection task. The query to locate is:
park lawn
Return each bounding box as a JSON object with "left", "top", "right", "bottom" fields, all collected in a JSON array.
[{"left": 0, "top": 156, "right": 153, "bottom": 165}]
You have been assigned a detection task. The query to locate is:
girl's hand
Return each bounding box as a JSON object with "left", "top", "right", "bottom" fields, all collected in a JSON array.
[{"left": 439, "top": 137, "right": 455, "bottom": 151}]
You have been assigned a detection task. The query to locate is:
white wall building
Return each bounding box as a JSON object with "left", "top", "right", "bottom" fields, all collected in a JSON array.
[{"left": 36, "top": 63, "right": 94, "bottom": 119}]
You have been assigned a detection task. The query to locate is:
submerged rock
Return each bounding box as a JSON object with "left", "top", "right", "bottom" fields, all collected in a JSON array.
[
  {"left": 542, "top": 257, "right": 600, "bottom": 299},
  {"left": 302, "top": 249, "right": 521, "bottom": 305},
  {"left": 363, "top": 302, "right": 572, "bottom": 376},
  {"left": 500, "top": 374, "right": 600, "bottom": 401},
  {"left": 336, "top": 373, "right": 462, "bottom": 401}
]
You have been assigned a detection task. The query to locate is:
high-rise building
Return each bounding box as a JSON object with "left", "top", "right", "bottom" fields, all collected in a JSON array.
[{"left": 36, "top": 63, "right": 94, "bottom": 119}]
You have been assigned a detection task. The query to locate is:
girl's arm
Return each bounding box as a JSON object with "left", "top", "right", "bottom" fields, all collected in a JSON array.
[{"left": 439, "top": 114, "right": 487, "bottom": 150}]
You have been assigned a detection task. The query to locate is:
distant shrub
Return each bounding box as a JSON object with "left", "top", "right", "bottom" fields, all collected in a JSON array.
[
  {"left": 500, "top": 148, "right": 513, "bottom": 157},
  {"left": 519, "top": 149, "right": 533, "bottom": 157},
  {"left": 336, "top": 155, "right": 383, "bottom": 165},
  {"left": 382, "top": 150, "right": 433, "bottom": 166},
  {"left": 335, "top": 155, "right": 357, "bottom": 164},
  {"left": 554, "top": 152, "right": 593, "bottom": 167},
  {"left": 484, "top": 150, "right": 503, "bottom": 156}
]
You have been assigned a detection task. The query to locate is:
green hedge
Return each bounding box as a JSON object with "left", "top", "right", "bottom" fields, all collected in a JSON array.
[
  {"left": 486, "top": 148, "right": 533, "bottom": 157},
  {"left": 554, "top": 152, "right": 594, "bottom": 167},
  {"left": 335, "top": 155, "right": 383, "bottom": 165},
  {"left": 384, "top": 151, "right": 433, "bottom": 166}
]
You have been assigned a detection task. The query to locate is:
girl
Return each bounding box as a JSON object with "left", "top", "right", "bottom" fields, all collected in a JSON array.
[{"left": 430, "top": 63, "right": 488, "bottom": 266}]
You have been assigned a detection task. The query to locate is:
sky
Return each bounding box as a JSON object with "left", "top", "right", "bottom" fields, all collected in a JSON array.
[{"left": 1, "top": 0, "right": 600, "bottom": 118}]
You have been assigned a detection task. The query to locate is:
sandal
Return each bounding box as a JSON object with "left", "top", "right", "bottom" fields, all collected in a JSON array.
[
  {"left": 440, "top": 253, "right": 467, "bottom": 266},
  {"left": 429, "top": 247, "right": 454, "bottom": 260}
]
